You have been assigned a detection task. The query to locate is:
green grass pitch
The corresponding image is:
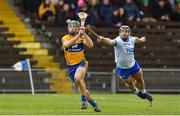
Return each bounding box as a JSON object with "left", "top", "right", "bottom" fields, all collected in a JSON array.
[{"left": 0, "top": 94, "right": 180, "bottom": 115}]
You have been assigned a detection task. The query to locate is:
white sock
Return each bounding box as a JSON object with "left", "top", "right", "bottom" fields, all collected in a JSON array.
[
  {"left": 141, "top": 89, "right": 146, "bottom": 94},
  {"left": 134, "top": 87, "right": 139, "bottom": 94}
]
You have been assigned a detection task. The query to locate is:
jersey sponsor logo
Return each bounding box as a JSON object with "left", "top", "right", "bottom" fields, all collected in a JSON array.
[
  {"left": 66, "top": 43, "right": 84, "bottom": 52},
  {"left": 125, "top": 48, "right": 134, "bottom": 54}
]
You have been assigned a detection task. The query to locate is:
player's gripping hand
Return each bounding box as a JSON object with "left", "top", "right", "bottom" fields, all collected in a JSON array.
[
  {"left": 80, "top": 26, "right": 85, "bottom": 30},
  {"left": 78, "top": 26, "right": 85, "bottom": 37},
  {"left": 97, "top": 36, "right": 105, "bottom": 42}
]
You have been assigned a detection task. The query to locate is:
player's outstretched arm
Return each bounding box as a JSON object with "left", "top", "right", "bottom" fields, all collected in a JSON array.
[
  {"left": 135, "top": 36, "right": 146, "bottom": 43},
  {"left": 99, "top": 36, "right": 116, "bottom": 46}
]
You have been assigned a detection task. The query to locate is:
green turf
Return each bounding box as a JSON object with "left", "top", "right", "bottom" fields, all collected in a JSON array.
[{"left": 0, "top": 93, "right": 180, "bottom": 115}]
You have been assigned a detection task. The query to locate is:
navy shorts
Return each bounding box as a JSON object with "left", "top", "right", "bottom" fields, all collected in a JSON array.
[
  {"left": 115, "top": 62, "right": 140, "bottom": 79},
  {"left": 67, "top": 60, "right": 88, "bottom": 82}
]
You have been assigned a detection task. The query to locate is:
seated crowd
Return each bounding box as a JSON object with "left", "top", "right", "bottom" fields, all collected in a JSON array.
[{"left": 15, "top": 0, "right": 180, "bottom": 27}]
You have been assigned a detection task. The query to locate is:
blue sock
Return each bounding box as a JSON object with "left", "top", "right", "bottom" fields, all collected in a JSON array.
[
  {"left": 88, "top": 99, "right": 97, "bottom": 107},
  {"left": 81, "top": 95, "right": 86, "bottom": 102}
]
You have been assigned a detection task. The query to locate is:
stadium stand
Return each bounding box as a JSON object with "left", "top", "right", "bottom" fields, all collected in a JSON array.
[
  {"left": 0, "top": 0, "right": 72, "bottom": 93},
  {"left": 1, "top": 0, "right": 180, "bottom": 93},
  {"left": 0, "top": 27, "right": 9, "bottom": 32}
]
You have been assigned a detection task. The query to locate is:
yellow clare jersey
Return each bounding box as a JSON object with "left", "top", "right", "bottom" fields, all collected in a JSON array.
[{"left": 62, "top": 34, "right": 86, "bottom": 65}]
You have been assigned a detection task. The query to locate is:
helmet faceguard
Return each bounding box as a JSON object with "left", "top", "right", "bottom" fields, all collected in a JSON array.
[
  {"left": 119, "top": 25, "right": 131, "bottom": 40},
  {"left": 119, "top": 25, "right": 131, "bottom": 34}
]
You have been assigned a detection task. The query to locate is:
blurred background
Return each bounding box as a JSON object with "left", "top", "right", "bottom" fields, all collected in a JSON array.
[{"left": 0, "top": 0, "right": 180, "bottom": 94}]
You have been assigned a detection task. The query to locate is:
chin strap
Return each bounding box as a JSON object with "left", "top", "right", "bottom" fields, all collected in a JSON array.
[{"left": 69, "top": 32, "right": 77, "bottom": 35}]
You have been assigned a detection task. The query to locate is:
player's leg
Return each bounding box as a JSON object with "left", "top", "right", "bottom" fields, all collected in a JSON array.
[
  {"left": 116, "top": 66, "right": 137, "bottom": 92},
  {"left": 116, "top": 66, "right": 145, "bottom": 99},
  {"left": 121, "top": 76, "right": 137, "bottom": 92},
  {"left": 84, "top": 84, "right": 101, "bottom": 112},
  {"left": 74, "top": 67, "right": 87, "bottom": 109},
  {"left": 121, "top": 76, "right": 146, "bottom": 99},
  {"left": 132, "top": 69, "right": 153, "bottom": 101},
  {"left": 74, "top": 67, "right": 100, "bottom": 112},
  {"left": 133, "top": 69, "right": 145, "bottom": 91}
]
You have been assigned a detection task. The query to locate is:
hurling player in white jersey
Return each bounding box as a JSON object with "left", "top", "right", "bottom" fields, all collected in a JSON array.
[{"left": 99, "top": 25, "right": 153, "bottom": 103}]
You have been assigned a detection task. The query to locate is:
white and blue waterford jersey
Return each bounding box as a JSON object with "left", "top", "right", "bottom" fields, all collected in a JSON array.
[{"left": 114, "top": 36, "right": 136, "bottom": 69}]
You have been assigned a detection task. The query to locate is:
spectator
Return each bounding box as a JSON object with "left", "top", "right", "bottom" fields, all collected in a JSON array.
[
  {"left": 138, "top": 0, "right": 157, "bottom": 22},
  {"left": 38, "top": 0, "right": 56, "bottom": 22},
  {"left": 171, "top": 1, "right": 180, "bottom": 21},
  {"left": 123, "top": 0, "right": 141, "bottom": 22},
  {"left": 64, "top": 0, "right": 77, "bottom": 10},
  {"left": 151, "top": 0, "right": 173, "bottom": 21},
  {"left": 111, "top": 0, "right": 125, "bottom": 6},
  {"left": 99, "top": 0, "right": 113, "bottom": 26},
  {"left": 168, "top": 0, "right": 176, "bottom": 7},
  {"left": 20, "top": 0, "right": 41, "bottom": 15},
  {"left": 87, "top": 0, "right": 101, "bottom": 26},
  {"left": 110, "top": 6, "right": 127, "bottom": 27},
  {"left": 119, "top": 7, "right": 128, "bottom": 25},
  {"left": 174, "top": 0, "right": 180, "bottom": 4},
  {"left": 56, "top": 3, "right": 75, "bottom": 26},
  {"left": 75, "top": 0, "right": 87, "bottom": 13},
  {"left": 75, "top": 0, "right": 91, "bottom": 25},
  {"left": 54, "top": 0, "right": 64, "bottom": 13},
  {"left": 51, "top": 0, "right": 59, "bottom": 5}
]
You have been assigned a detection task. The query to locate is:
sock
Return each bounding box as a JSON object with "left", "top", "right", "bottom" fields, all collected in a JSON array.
[
  {"left": 88, "top": 99, "right": 97, "bottom": 107},
  {"left": 141, "top": 89, "right": 146, "bottom": 94},
  {"left": 134, "top": 87, "right": 139, "bottom": 94},
  {"left": 81, "top": 95, "right": 86, "bottom": 102}
]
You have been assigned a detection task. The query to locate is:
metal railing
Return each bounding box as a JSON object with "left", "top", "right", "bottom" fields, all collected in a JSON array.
[
  {"left": 87, "top": 68, "right": 180, "bottom": 93},
  {"left": 0, "top": 68, "right": 54, "bottom": 93},
  {"left": 1, "top": 68, "right": 180, "bottom": 93}
]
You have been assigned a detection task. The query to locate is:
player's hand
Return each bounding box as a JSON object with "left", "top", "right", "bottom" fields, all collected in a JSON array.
[
  {"left": 78, "top": 29, "right": 84, "bottom": 37},
  {"left": 140, "top": 36, "right": 146, "bottom": 42},
  {"left": 78, "top": 26, "right": 85, "bottom": 37},
  {"left": 97, "top": 36, "right": 104, "bottom": 42},
  {"left": 80, "top": 26, "right": 85, "bottom": 30}
]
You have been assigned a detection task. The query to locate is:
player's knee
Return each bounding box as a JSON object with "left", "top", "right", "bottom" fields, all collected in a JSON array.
[
  {"left": 75, "top": 68, "right": 85, "bottom": 80},
  {"left": 75, "top": 75, "right": 83, "bottom": 82}
]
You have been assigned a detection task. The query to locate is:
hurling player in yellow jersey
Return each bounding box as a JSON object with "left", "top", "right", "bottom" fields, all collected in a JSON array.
[{"left": 62, "top": 19, "right": 100, "bottom": 112}]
